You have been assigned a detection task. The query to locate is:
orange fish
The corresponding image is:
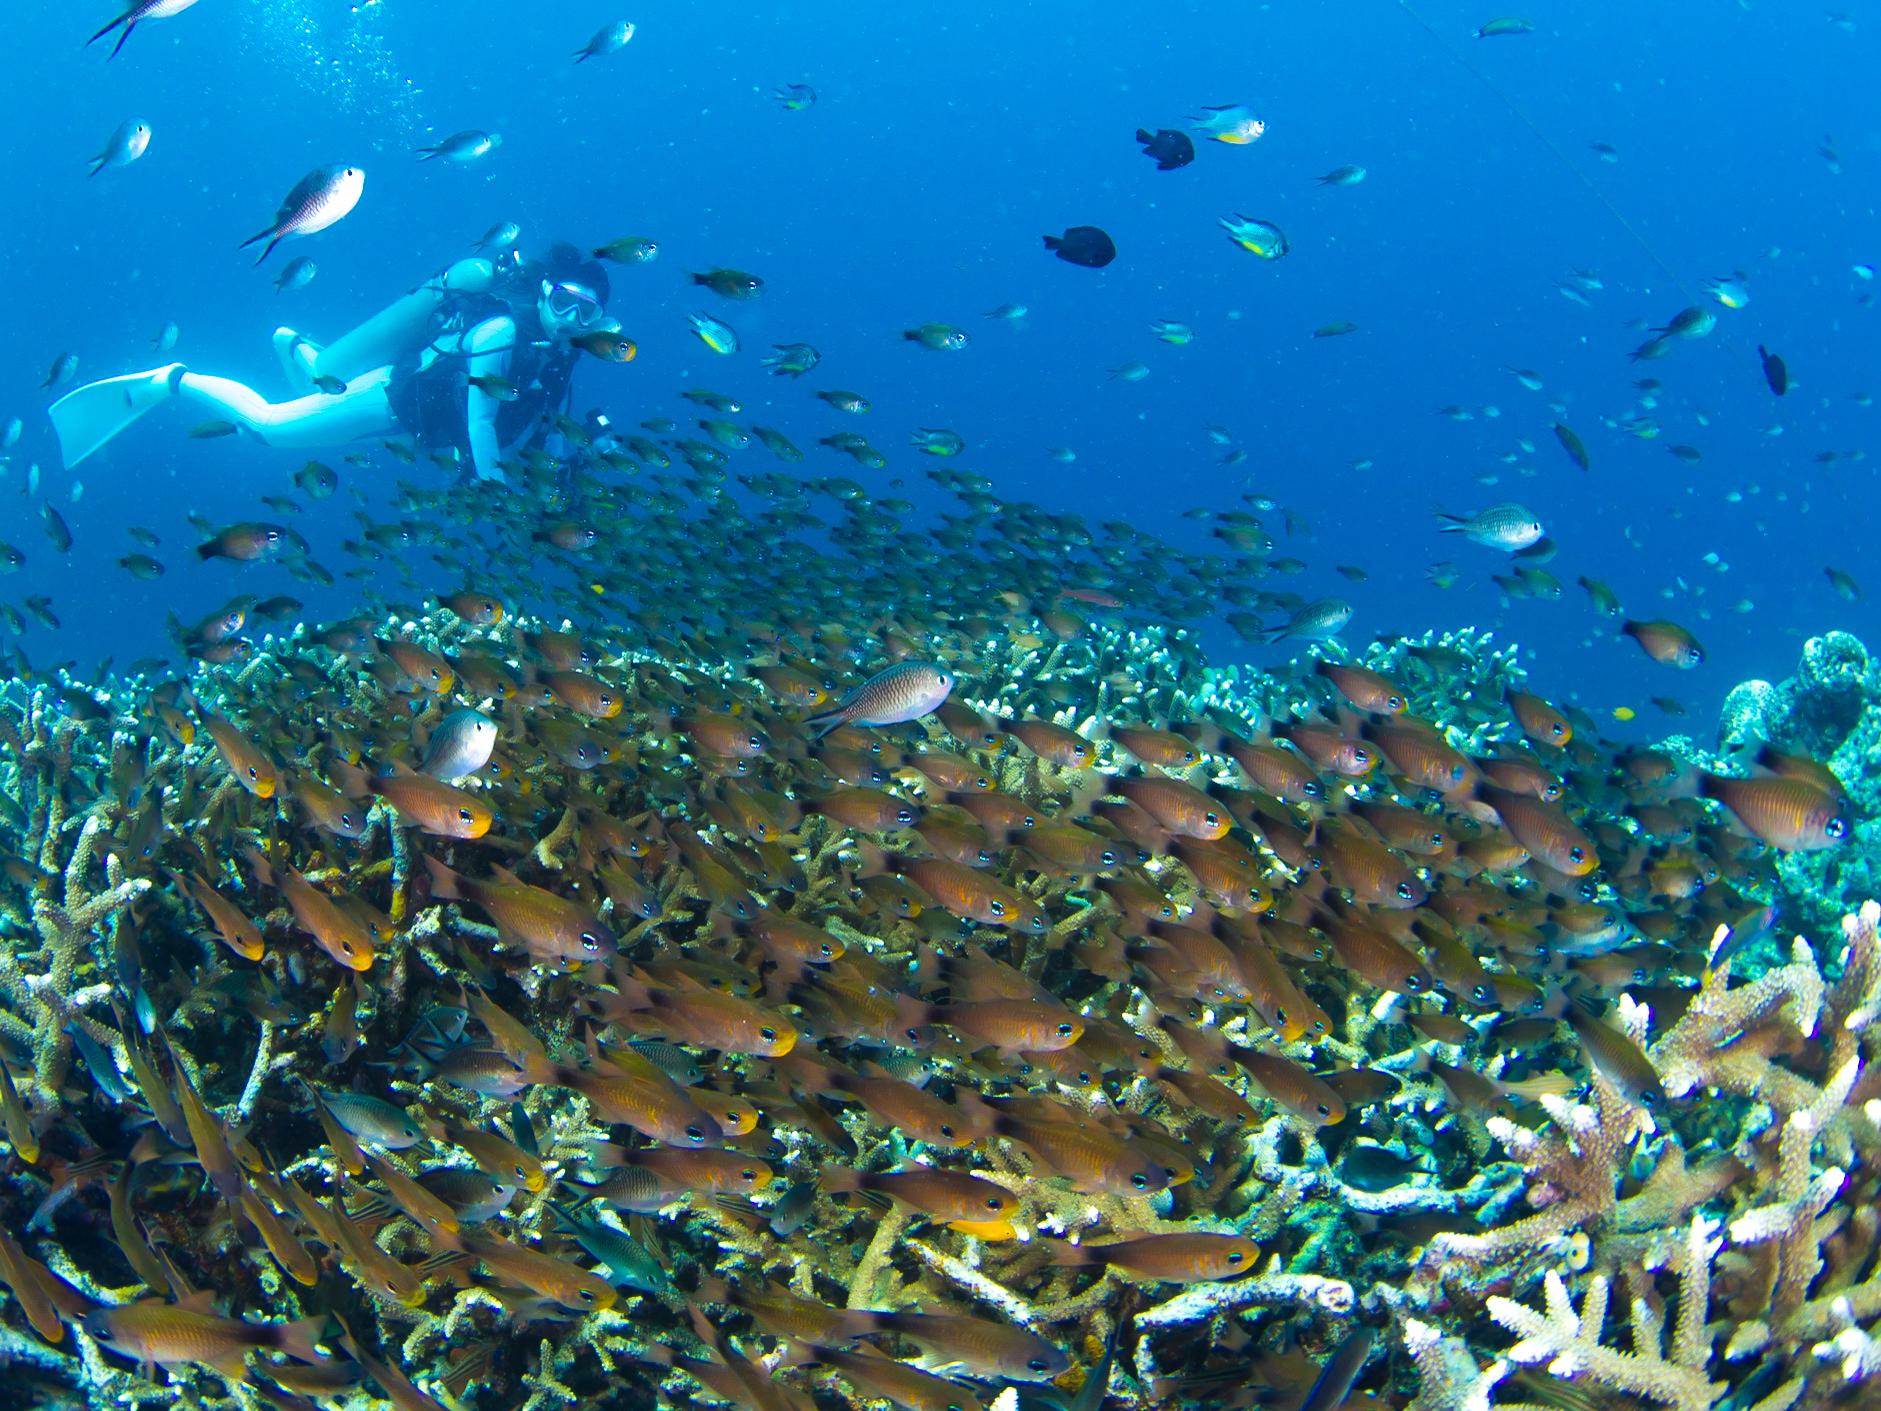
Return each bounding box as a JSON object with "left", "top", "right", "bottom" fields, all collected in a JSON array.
[
  {"left": 84, "top": 1296, "right": 328, "bottom": 1383},
  {"left": 1048, "top": 1230, "right": 1261, "bottom": 1282},
  {"left": 170, "top": 870, "right": 265, "bottom": 961},
  {"left": 1476, "top": 784, "right": 1598, "bottom": 875},
  {"left": 374, "top": 637, "right": 456, "bottom": 693},
  {"left": 248, "top": 849, "right": 374, "bottom": 971},
  {"left": 1113, "top": 774, "right": 1231, "bottom": 839},
  {"left": 1508, "top": 689, "right": 1572, "bottom": 746},
  {"left": 1699, "top": 773, "right": 1849, "bottom": 852},
  {"left": 542, "top": 669, "right": 623, "bottom": 718},
  {"left": 370, "top": 769, "right": 493, "bottom": 839},
  {"left": 201, "top": 713, "right": 278, "bottom": 798},
  {"left": 1621, "top": 619, "right": 1704, "bottom": 668},
  {"left": 1315, "top": 661, "right": 1407, "bottom": 714}
]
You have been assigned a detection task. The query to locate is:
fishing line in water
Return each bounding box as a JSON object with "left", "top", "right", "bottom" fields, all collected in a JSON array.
[{"left": 1393, "top": 0, "right": 1699, "bottom": 307}]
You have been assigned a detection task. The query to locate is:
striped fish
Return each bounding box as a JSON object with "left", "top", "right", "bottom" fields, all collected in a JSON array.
[
  {"left": 239, "top": 164, "right": 366, "bottom": 265},
  {"left": 805, "top": 660, "right": 955, "bottom": 738}
]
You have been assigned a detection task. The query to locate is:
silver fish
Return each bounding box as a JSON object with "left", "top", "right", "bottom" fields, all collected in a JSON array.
[
  {"left": 89, "top": 118, "right": 152, "bottom": 177},
  {"left": 420, "top": 708, "right": 498, "bottom": 780},
  {"left": 239, "top": 164, "right": 366, "bottom": 265}
]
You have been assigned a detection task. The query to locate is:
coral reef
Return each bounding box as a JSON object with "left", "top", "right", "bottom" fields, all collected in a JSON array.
[{"left": 0, "top": 606, "right": 1875, "bottom": 1411}]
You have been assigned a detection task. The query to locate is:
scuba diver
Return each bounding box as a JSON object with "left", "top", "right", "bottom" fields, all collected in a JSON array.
[{"left": 49, "top": 241, "right": 631, "bottom": 482}]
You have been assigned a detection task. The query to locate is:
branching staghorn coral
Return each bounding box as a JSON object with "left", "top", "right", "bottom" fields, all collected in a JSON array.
[{"left": 1397, "top": 901, "right": 1881, "bottom": 1411}]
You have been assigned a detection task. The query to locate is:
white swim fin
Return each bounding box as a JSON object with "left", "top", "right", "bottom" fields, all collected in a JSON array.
[{"left": 47, "top": 364, "right": 182, "bottom": 468}]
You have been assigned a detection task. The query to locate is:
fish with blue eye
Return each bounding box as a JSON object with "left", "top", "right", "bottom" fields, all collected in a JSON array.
[{"left": 687, "top": 311, "right": 740, "bottom": 355}]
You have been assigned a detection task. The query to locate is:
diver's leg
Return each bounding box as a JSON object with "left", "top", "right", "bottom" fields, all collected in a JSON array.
[
  {"left": 48, "top": 364, "right": 184, "bottom": 468},
  {"left": 312, "top": 256, "right": 499, "bottom": 383},
  {"left": 460, "top": 315, "right": 517, "bottom": 482},
  {"left": 175, "top": 368, "right": 397, "bottom": 449},
  {"left": 272, "top": 328, "right": 325, "bottom": 393}
]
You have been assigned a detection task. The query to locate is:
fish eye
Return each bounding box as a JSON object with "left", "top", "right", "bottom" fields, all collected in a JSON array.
[
  {"left": 1204, "top": 811, "right": 1220, "bottom": 827},
  {"left": 939, "top": 1123, "right": 955, "bottom": 1138},
  {"left": 760, "top": 1027, "right": 777, "bottom": 1042},
  {"left": 514, "top": 1164, "right": 528, "bottom": 1178},
  {"left": 341, "top": 813, "right": 355, "bottom": 828},
  {"left": 1099, "top": 849, "right": 1117, "bottom": 866},
  {"left": 740, "top": 1169, "right": 757, "bottom": 1181},
  {"left": 1227, "top": 1250, "right": 1246, "bottom": 1264},
  {"left": 896, "top": 809, "right": 914, "bottom": 825},
  {"left": 1130, "top": 1173, "right": 1149, "bottom": 1189},
  {"left": 748, "top": 734, "right": 763, "bottom": 749},
  {"left": 1021, "top": 815, "right": 1036, "bottom": 828},
  {"left": 685, "top": 1124, "right": 705, "bottom": 1141},
  {"left": 580, "top": 931, "right": 601, "bottom": 950},
  {"left": 1303, "top": 780, "right": 1323, "bottom": 799},
  {"left": 340, "top": 940, "right": 355, "bottom": 955},
  {"left": 1829, "top": 818, "right": 1849, "bottom": 839},
  {"left": 577, "top": 1289, "right": 596, "bottom": 1305},
  {"left": 246, "top": 766, "right": 258, "bottom": 779},
  {"left": 458, "top": 808, "right": 473, "bottom": 822},
  {"left": 1429, "top": 833, "right": 1444, "bottom": 847},
  {"left": 974, "top": 776, "right": 990, "bottom": 789},
  {"left": 1028, "top": 1359, "right": 1051, "bottom": 1374},
  {"left": 1388, "top": 696, "right": 1404, "bottom": 710},
  {"left": 1568, "top": 846, "right": 1586, "bottom": 864},
  {"left": 1406, "top": 973, "right": 1426, "bottom": 992},
  {"left": 1473, "top": 984, "right": 1494, "bottom": 1004},
  {"left": 1056, "top": 1022, "right": 1074, "bottom": 1036},
  {"left": 989, "top": 899, "right": 1006, "bottom": 917}
]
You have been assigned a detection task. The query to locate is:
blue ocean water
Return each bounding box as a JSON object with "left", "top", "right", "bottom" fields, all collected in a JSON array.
[{"left": 3, "top": 1, "right": 1875, "bottom": 721}]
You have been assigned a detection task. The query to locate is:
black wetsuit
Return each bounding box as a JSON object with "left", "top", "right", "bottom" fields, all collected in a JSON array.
[{"left": 384, "top": 294, "right": 576, "bottom": 465}]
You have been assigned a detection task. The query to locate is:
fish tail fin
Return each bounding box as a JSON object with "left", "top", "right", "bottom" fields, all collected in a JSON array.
[
  {"left": 1045, "top": 1240, "right": 1098, "bottom": 1268},
  {"left": 86, "top": 11, "right": 127, "bottom": 47},
  {"left": 238, "top": 228, "right": 283, "bottom": 265},
  {"left": 1041, "top": 234, "right": 1062, "bottom": 252},
  {"left": 272, "top": 1314, "right": 331, "bottom": 1365},
  {"left": 802, "top": 705, "right": 849, "bottom": 739},
  {"left": 1433, "top": 511, "right": 1465, "bottom": 530},
  {"left": 420, "top": 853, "right": 462, "bottom": 901},
  {"left": 817, "top": 1162, "right": 865, "bottom": 1195},
  {"left": 891, "top": 991, "right": 936, "bottom": 1045}
]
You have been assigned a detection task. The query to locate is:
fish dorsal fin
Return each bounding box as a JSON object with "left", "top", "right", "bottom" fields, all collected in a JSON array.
[{"left": 489, "top": 863, "right": 524, "bottom": 886}]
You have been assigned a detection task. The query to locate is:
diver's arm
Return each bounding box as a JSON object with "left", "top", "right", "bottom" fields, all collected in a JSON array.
[
  {"left": 464, "top": 314, "right": 515, "bottom": 482},
  {"left": 312, "top": 257, "right": 499, "bottom": 384}
]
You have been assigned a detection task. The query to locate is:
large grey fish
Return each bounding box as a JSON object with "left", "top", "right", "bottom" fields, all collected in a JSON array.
[
  {"left": 420, "top": 708, "right": 498, "bottom": 780},
  {"left": 239, "top": 165, "right": 366, "bottom": 265},
  {"left": 805, "top": 661, "right": 956, "bottom": 738}
]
